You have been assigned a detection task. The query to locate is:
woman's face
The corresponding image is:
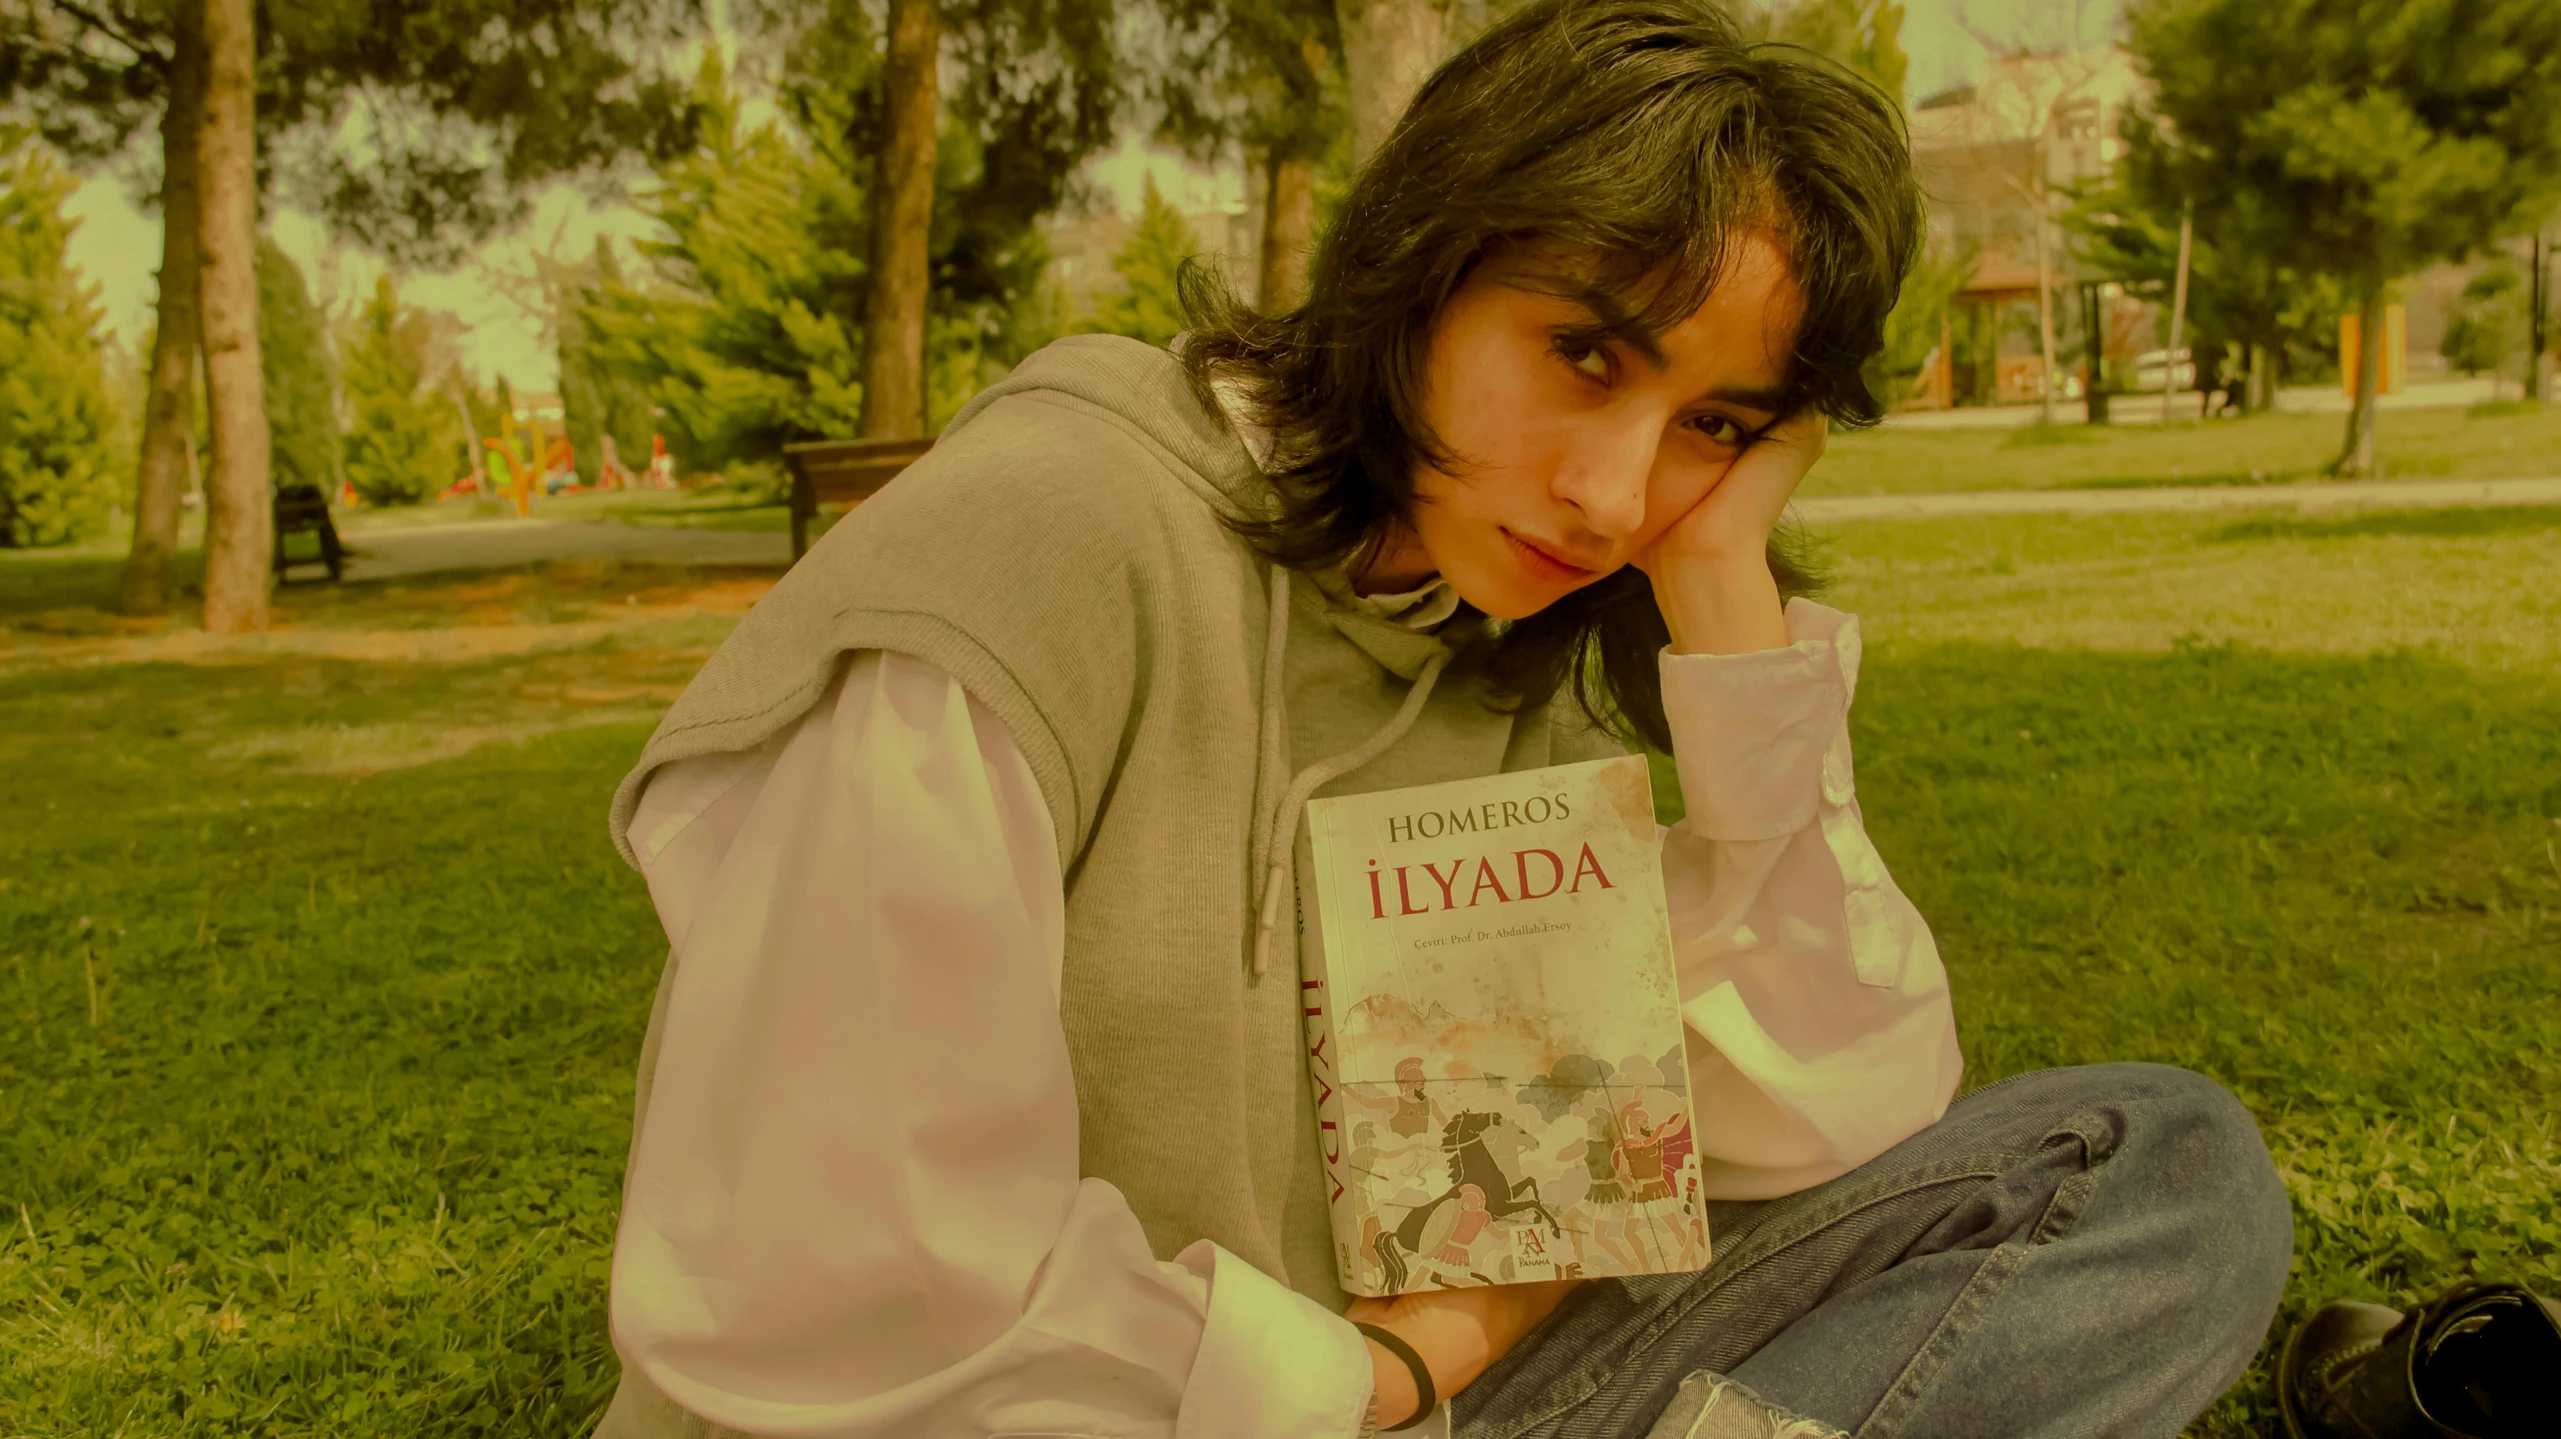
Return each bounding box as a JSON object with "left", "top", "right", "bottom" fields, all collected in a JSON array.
[{"left": 1366, "top": 236, "right": 1805, "bottom": 618}]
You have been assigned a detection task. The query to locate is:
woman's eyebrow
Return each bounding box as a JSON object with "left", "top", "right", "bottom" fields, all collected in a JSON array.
[
  {"left": 1698, "top": 384, "right": 1789, "bottom": 415},
  {"left": 1564, "top": 285, "right": 1666, "bottom": 367},
  {"left": 1564, "top": 287, "right": 1787, "bottom": 414}
]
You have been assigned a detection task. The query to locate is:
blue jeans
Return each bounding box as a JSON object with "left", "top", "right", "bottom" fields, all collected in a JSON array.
[{"left": 1453, "top": 1064, "right": 2294, "bottom": 1439}]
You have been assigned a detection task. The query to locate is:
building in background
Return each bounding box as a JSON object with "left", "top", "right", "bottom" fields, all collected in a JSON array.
[
  {"left": 1907, "top": 46, "right": 2147, "bottom": 409},
  {"left": 1903, "top": 44, "right": 2509, "bottom": 410}
]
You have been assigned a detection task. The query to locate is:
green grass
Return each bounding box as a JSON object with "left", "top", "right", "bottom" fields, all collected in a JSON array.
[
  {"left": 0, "top": 563, "right": 761, "bottom": 1434},
  {"left": 1806, "top": 401, "right": 2561, "bottom": 496},
  {"left": 1822, "top": 506, "right": 2561, "bottom": 1434},
  {"left": 6, "top": 510, "right": 2560, "bottom": 1434}
]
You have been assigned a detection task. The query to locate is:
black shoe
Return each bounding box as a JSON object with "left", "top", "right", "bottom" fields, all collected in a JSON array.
[{"left": 2278, "top": 1282, "right": 2561, "bottom": 1438}]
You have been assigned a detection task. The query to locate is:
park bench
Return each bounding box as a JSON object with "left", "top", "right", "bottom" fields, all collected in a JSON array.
[
  {"left": 782, "top": 436, "right": 936, "bottom": 560},
  {"left": 271, "top": 483, "right": 345, "bottom": 583}
]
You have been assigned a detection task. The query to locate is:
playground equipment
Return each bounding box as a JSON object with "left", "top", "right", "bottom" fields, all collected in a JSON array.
[{"left": 481, "top": 408, "right": 570, "bottom": 517}]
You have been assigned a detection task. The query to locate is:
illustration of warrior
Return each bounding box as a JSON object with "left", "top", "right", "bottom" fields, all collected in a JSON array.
[
  {"left": 1388, "top": 1056, "right": 1432, "bottom": 1137},
  {"left": 1657, "top": 1100, "right": 1698, "bottom": 1201},
  {"left": 1617, "top": 1099, "right": 1686, "bottom": 1205},
  {"left": 1436, "top": 1184, "right": 1496, "bottom": 1272},
  {"left": 1581, "top": 1107, "right": 1628, "bottom": 1207}
]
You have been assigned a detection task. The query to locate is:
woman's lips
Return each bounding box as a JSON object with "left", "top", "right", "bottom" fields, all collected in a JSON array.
[{"left": 1504, "top": 528, "right": 1599, "bottom": 585}]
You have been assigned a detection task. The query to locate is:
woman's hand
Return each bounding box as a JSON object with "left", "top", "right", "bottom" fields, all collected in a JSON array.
[
  {"left": 1348, "top": 1279, "right": 1582, "bottom": 1427},
  {"left": 1630, "top": 409, "right": 1828, "bottom": 656}
]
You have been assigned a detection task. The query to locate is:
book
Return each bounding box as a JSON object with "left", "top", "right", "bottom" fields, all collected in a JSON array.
[{"left": 1300, "top": 754, "right": 1710, "bottom": 1296}]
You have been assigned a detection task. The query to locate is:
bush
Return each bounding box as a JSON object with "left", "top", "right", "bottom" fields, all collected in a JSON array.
[{"left": 2441, "top": 264, "right": 2525, "bottom": 381}]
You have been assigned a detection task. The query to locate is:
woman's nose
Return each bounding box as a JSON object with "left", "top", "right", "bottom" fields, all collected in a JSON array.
[{"left": 1553, "top": 419, "right": 1659, "bottom": 540}]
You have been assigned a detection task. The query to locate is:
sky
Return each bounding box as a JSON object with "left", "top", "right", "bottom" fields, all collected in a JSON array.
[{"left": 56, "top": 0, "right": 2103, "bottom": 393}]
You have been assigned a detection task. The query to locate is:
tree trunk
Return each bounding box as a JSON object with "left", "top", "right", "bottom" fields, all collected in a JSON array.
[
  {"left": 451, "top": 383, "right": 487, "bottom": 495},
  {"left": 122, "top": 5, "right": 207, "bottom": 617},
  {"left": 2162, "top": 204, "right": 2192, "bottom": 425},
  {"left": 2083, "top": 283, "right": 2108, "bottom": 424},
  {"left": 2245, "top": 341, "right": 2269, "bottom": 415},
  {"left": 196, "top": 0, "right": 269, "bottom": 632},
  {"left": 2334, "top": 288, "right": 2384, "bottom": 478},
  {"left": 2529, "top": 230, "right": 2547, "bottom": 404},
  {"left": 1335, "top": 0, "right": 1453, "bottom": 166},
  {"left": 859, "top": 0, "right": 939, "bottom": 440},
  {"left": 2033, "top": 205, "right": 2056, "bottom": 424},
  {"left": 1257, "top": 151, "right": 1317, "bottom": 313}
]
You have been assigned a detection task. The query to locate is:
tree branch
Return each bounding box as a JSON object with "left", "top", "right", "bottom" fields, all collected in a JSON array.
[{"left": 37, "top": 0, "right": 171, "bottom": 70}]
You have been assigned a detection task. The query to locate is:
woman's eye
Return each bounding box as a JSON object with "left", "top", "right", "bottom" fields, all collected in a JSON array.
[
  {"left": 1691, "top": 415, "right": 1745, "bottom": 447},
  {"left": 1557, "top": 339, "right": 1611, "bottom": 383}
]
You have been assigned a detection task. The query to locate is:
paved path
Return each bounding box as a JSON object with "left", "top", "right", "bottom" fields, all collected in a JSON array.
[
  {"left": 1794, "top": 475, "right": 2561, "bottom": 523},
  {"left": 1881, "top": 378, "right": 2505, "bottom": 430},
  {"left": 326, "top": 478, "right": 2561, "bottom": 584},
  {"left": 340, "top": 519, "right": 792, "bottom": 582}
]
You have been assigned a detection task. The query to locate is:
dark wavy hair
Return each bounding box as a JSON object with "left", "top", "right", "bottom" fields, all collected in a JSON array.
[{"left": 1178, "top": 0, "right": 1921, "bottom": 751}]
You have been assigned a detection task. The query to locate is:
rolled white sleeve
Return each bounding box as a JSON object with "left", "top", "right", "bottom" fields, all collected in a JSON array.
[
  {"left": 1656, "top": 598, "right": 1965, "bottom": 1200},
  {"left": 613, "top": 650, "right": 1370, "bottom": 1438}
]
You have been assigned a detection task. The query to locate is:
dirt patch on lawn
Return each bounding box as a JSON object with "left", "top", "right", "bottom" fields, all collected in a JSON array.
[
  {"left": 210, "top": 708, "right": 669, "bottom": 776},
  {"left": 0, "top": 563, "right": 775, "bottom": 675}
]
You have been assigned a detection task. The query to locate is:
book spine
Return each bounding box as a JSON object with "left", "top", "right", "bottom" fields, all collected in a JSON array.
[{"left": 1297, "top": 822, "right": 1376, "bottom": 1295}]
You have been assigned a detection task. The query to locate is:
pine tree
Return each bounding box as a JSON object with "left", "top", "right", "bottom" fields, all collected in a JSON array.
[
  {"left": 257, "top": 236, "right": 338, "bottom": 494},
  {"left": 338, "top": 276, "right": 461, "bottom": 506},
  {"left": 1078, "top": 177, "right": 1200, "bottom": 349},
  {"left": 588, "top": 35, "right": 1074, "bottom": 473},
  {"left": 559, "top": 239, "right": 657, "bottom": 486},
  {"left": 590, "top": 242, "right": 656, "bottom": 479},
  {"left": 585, "top": 52, "right": 867, "bottom": 477},
  {"left": 0, "top": 128, "right": 118, "bottom": 548},
  {"left": 557, "top": 299, "right": 610, "bottom": 487}
]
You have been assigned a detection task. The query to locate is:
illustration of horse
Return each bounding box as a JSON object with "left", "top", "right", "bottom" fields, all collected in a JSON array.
[{"left": 1373, "top": 1110, "right": 1563, "bottom": 1292}]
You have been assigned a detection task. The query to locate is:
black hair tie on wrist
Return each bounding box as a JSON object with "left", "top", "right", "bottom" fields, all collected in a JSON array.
[{"left": 1354, "top": 1322, "right": 1438, "bottom": 1431}]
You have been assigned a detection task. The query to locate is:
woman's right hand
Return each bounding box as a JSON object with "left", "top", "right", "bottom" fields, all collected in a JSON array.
[{"left": 1348, "top": 1279, "right": 1583, "bottom": 1426}]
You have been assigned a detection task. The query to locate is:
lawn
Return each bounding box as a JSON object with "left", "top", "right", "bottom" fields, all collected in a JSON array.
[
  {"left": 5, "top": 506, "right": 2558, "bottom": 1435},
  {"left": 1806, "top": 399, "right": 2561, "bottom": 496},
  {"left": 1816, "top": 506, "right": 2561, "bottom": 1432},
  {"left": 216, "top": 398, "right": 2561, "bottom": 556}
]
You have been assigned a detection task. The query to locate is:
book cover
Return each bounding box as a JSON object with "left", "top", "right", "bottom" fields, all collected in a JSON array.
[{"left": 1300, "top": 754, "right": 1710, "bottom": 1296}]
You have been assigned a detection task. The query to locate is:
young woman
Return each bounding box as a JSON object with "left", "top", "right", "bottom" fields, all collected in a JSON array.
[{"left": 592, "top": 3, "right": 2293, "bottom": 1436}]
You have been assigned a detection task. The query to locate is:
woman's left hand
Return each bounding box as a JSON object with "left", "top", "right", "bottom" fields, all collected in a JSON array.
[
  {"left": 1629, "top": 409, "right": 1828, "bottom": 655},
  {"left": 1346, "top": 1278, "right": 1583, "bottom": 1425}
]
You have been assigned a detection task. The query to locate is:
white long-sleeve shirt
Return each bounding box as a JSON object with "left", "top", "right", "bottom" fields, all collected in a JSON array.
[{"left": 610, "top": 597, "right": 1962, "bottom": 1439}]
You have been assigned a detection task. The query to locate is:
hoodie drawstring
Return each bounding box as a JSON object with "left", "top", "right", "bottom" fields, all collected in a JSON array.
[
  {"left": 1246, "top": 562, "right": 1296, "bottom": 898},
  {"left": 1249, "top": 562, "right": 1451, "bottom": 978}
]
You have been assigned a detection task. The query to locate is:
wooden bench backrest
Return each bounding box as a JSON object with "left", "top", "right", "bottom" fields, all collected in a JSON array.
[{"left": 783, "top": 436, "right": 936, "bottom": 506}]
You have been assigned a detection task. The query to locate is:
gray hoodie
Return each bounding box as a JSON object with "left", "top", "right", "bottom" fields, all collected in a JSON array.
[{"left": 602, "top": 336, "right": 1618, "bottom": 1435}]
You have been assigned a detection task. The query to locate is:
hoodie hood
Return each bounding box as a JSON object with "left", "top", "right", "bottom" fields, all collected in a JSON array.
[
  {"left": 942, "top": 333, "right": 1267, "bottom": 518},
  {"left": 948, "top": 334, "right": 1472, "bottom": 679},
  {"left": 947, "top": 336, "right": 1468, "bottom": 977}
]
